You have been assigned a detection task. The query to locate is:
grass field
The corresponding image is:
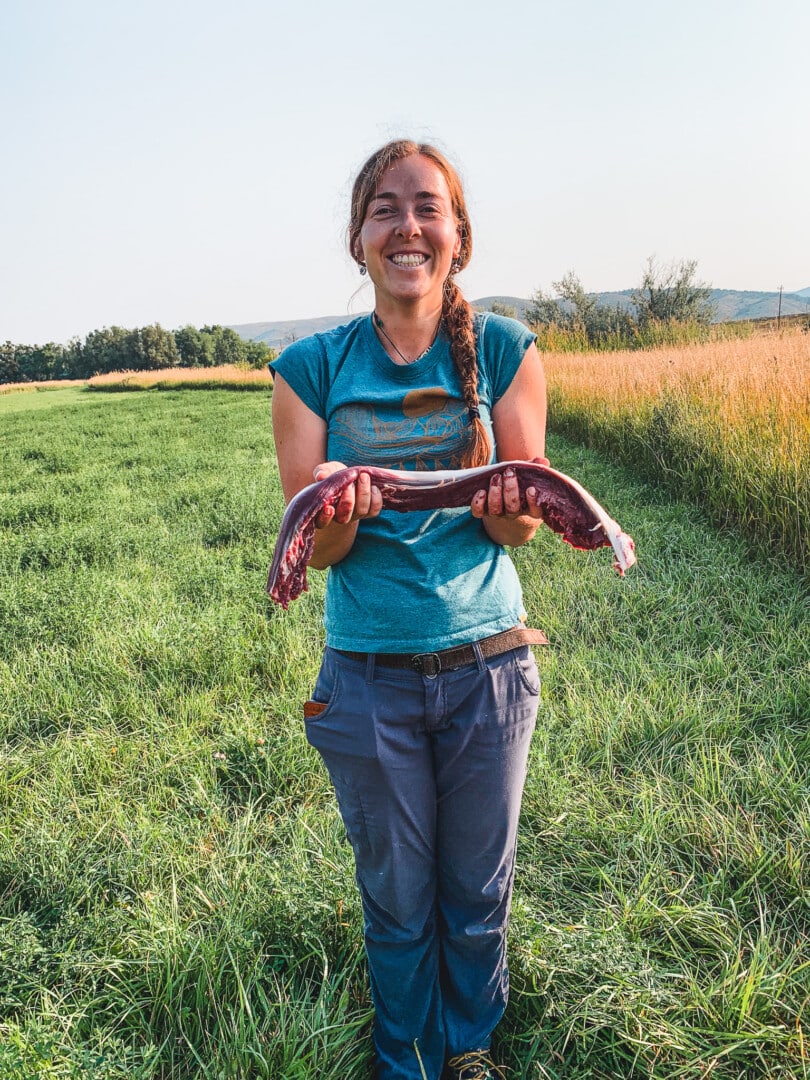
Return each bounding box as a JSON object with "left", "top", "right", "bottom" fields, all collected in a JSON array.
[
  {"left": 544, "top": 327, "right": 810, "bottom": 574},
  {"left": 1, "top": 387, "right": 808, "bottom": 1078}
]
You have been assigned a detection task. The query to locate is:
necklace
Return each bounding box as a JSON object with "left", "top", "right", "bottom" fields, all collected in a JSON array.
[{"left": 373, "top": 312, "right": 440, "bottom": 365}]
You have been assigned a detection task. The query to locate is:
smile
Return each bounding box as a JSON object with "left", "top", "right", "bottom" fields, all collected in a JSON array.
[{"left": 390, "top": 253, "right": 428, "bottom": 267}]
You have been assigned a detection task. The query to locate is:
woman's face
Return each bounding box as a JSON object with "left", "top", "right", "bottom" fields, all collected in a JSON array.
[{"left": 357, "top": 154, "right": 462, "bottom": 311}]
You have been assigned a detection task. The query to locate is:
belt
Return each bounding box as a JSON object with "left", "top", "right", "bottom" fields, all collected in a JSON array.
[{"left": 335, "top": 626, "right": 548, "bottom": 678}]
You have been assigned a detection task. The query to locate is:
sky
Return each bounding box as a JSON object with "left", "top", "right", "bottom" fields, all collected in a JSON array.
[{"left": 1, "top": 0, "right": 808, "bottom": 345}]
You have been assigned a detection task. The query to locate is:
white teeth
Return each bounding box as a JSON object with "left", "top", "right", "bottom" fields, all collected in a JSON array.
[{"left": 391, "top": 254, "right": 427, "bottom": 267}]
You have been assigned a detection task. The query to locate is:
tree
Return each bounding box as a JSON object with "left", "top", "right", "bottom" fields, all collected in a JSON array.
[
  {"left": 489, "top": 301, "right": 518, "bottom": 320},
  {"left": 524, "top": 285, "right": 573, "bottom": 331},
  {"left": 175, "top": 325, "right": 214, "bottom": 368},
  {"left": 525, "top": 271, "right": 596, "bottom": 330},
  {"left": 7, "top": 344, "right": 38, "bottom": 381},
  {"left": 82, "top": 326, "right": 138, "bottom": 376},
  {"left": 525, "top": 271, "right": 635, "bottom": 346},
  {"left": 631, "top": 257, "right": 715, "bottom": 327},
  {"left": 61, "top": 338, "right": 84, "bottom": 379},
  {"left": 135, "top": 324, "right": 180, "bottom": 370},
  {"left": 212, "top": 326, "right": 247, "bottom": 366},
  {"left": 25, "top": 342, "right": 64, "bottom": 381},
  {"left": 0, "top": 341, "right": 22, "bottom": 383},
  {"left": 242, "top": 338, "right": 276, "bottom": 369}
]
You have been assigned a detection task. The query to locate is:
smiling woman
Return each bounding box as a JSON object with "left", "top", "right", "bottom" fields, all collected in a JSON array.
[
  {"left": 268, "top": 138, "right": 549, "bottom": 1080},
  {"left": 355, "top": 155, "right": 461, "bottom": 316}
]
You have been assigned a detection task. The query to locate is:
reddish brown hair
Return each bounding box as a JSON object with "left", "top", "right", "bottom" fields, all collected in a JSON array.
[{"left": 348, "top": 140, "right": 490, "bottom": 468}]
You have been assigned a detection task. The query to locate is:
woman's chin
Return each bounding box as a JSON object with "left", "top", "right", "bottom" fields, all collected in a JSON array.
[{"left": 377, "top": 278, "right": 443, "bottom": 307}]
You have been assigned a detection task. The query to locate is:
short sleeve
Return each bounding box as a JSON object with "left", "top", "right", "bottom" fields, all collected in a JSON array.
[
  {"left": 476, "top": 312, "right": 536, "bottom": 405},
  {"left": 269, "top": 336, "right": 328, "bottom": 419}
]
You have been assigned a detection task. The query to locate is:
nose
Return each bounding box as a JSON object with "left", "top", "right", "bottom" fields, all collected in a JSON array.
[{"left": 395, "top": 207, "right": 420, "bottom": 237}]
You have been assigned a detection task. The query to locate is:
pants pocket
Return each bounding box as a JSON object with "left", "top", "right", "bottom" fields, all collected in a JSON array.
[
  {"left": 304, "top": 650, "right": 378, "bottom": 760},
  {"left": 511, "top": 646, "right": 541, "bottom": 696}
]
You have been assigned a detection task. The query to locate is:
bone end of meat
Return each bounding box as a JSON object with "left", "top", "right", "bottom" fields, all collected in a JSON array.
[{"left": 611, "top": 529, "right": 636, "bottom": 576}]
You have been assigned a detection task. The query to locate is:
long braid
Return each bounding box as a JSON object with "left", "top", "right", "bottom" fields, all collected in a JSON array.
[{"left": 442, "top": 278, "right": 492, "bottom": 468}]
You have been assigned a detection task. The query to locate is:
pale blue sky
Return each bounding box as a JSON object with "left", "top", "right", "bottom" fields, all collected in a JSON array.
[{"left": 1, "top": 0, "right": 807, "bottom": 344}]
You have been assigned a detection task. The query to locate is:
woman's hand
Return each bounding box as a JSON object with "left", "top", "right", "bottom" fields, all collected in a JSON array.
[
  {"left": 313, "top": 462, "right": 383, "bottom": 528},
  {"left": 470, "top": 466, "right": 544, "bottom": 522},
  {"left": 470, "top": 458, "right": 549, "bottom": 548}
]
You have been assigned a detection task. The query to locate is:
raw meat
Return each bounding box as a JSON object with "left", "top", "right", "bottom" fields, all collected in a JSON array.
[{"left": 267, "top": 461, "right": 636, "bottom": 608}]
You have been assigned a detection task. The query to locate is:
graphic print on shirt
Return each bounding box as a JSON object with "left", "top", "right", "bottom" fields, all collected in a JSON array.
[{"left": 331, "top": 387, "right": 470, "bottom": 471}]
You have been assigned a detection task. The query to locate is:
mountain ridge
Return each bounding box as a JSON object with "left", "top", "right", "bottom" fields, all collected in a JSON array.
[{"left": 231, "top": 288, "right": 809, "bottom": 347}]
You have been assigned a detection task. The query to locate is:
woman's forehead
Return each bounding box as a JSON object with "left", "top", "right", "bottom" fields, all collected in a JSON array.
[{"left": 375, "top": 154, "right": 452, "bottom": 197}]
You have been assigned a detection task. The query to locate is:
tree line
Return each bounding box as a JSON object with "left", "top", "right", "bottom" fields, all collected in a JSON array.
[
  {"left": 493, "top": 257, "right": 716, "bottom": 351},
  {"left": 0, "top": 324, "right": 276, "bottom": 385}
]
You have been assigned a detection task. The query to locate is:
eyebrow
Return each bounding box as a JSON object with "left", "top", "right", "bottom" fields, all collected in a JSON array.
[{"left": 370, "top": 190, "right": 443, "bottom": 202}]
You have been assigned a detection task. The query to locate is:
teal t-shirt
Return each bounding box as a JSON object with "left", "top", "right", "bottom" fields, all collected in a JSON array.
[{"left": 271, "top": 311, "right": 536, "bottom": 652}]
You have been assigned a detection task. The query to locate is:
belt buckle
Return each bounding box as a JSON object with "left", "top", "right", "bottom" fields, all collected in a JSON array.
[{"left": 411, "top": 652, "right": 441, "bottom": 678}]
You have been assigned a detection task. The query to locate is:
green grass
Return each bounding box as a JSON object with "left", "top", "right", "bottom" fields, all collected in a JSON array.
[
  {"left": 0, "top": 388, "right": 96, "bottom": 413},
  {"left": 1, "top": 391, "right": 808, "bottom": 1078}
]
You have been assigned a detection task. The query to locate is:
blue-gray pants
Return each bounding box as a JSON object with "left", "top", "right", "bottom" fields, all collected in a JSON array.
[{"left": 306, "top": 642, "right": 540, "bottom": 1080}]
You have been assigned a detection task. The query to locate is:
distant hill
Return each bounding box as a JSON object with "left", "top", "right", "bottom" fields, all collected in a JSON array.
[
  {"left": 709, "top": 289, "right": 810, "bottom": 321},
  {"left": 227, "top": 313, "right": 368, "bottom": 349},
  {"left": 468, "top": 289, "right": 810, "bottom": 323},
  {"left": 230, "top": 288, "right": 810, "bottom": 345}
]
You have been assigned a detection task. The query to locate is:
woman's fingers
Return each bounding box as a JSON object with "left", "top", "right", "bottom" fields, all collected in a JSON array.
[
  {"left": 316, "top": 471, "right": 382, "bottom": 528},
  {"left": 368, "top": 482, "right": 383, "bottom": 518},
  {"left": 470, "top": 469, "right": 544, "bottom": 520},
  {"left": 332, "top": 481, "right": 357, "bottom": 524},
  {"left": 500, "top": 468, "right": 522, "bottom": 515},
  {"left": 349, "top": 473, "right": 383, "bottom": 520},
  {"left": 313, "top": 460, "right": 347, "bottom": 482},
  {"left": 487, "top": 469, "right": 521, "bottom": 517},
  {"left": 470, "top": 489, "right": 488, "bottom": 519},
  {"left": 349, "top": 471, "right": 373, "bottom": 521},
  {"left": 315, "top": 504, "right": 336, "bottom": 528},
  {"left": 525, "top": 487, "right": 544, "bottom": 520}
]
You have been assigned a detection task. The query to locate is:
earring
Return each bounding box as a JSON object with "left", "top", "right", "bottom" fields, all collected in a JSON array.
[
  {"left": 450, "top": 260, "right": 461, "bottom": 275},
  {"left": 358, "top": 261, "right": 367, "bottom": 276}
]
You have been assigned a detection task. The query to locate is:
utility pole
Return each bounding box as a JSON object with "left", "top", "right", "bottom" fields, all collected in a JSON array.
[{"left": 777, "top": 285, "right": 783, "bottom": 329}]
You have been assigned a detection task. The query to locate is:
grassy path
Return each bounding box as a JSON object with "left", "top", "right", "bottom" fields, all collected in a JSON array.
[{"left": 1, "top": 391, "right": 808, "bottom": 1078}]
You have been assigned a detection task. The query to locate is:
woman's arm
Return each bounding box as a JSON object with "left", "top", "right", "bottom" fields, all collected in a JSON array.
[
  {"left": 470, "top": 342, "right": 548, "bottom": 547},
  {"left": 271, "top": 374, "right": 381, "bottom": 569}
]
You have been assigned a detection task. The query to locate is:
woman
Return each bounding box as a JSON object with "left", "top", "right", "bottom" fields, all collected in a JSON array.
[{"left": 271, "top": 139, "right": 548, "bottom": 1080}]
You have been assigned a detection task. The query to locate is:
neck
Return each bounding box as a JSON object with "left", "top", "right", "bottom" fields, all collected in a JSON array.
[{"left": 372, "top": 306, "right": 443, "bottom": 365}]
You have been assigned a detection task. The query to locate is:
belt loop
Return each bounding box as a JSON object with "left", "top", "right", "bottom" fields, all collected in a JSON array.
[
  {"left": 472, "top": 639, "right": 486, "bottom": 672},
  {"left": 365, "top": 652, "right": 376, "bottom": 683}
]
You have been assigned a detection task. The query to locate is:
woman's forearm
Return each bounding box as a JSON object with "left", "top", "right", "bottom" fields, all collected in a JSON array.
[
  {"left": 480, "top": 514, "right": 541, "bottom": 548},
  {"left": 309, "top": 520, "right": 361, "bottom": 568}
]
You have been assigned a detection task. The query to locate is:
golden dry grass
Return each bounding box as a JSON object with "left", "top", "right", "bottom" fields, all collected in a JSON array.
[
  {"left": 0, "top": 378, "right": 88, "bottom": 395},
  {"left": 87, "top": 364, "right": 274, "bottom": 391},
  {"left": 546, "top": 327, "right": 808, "bottom": 414},
  {"left": 545, "top": 327, "right": 810, "bottom": 570}
]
